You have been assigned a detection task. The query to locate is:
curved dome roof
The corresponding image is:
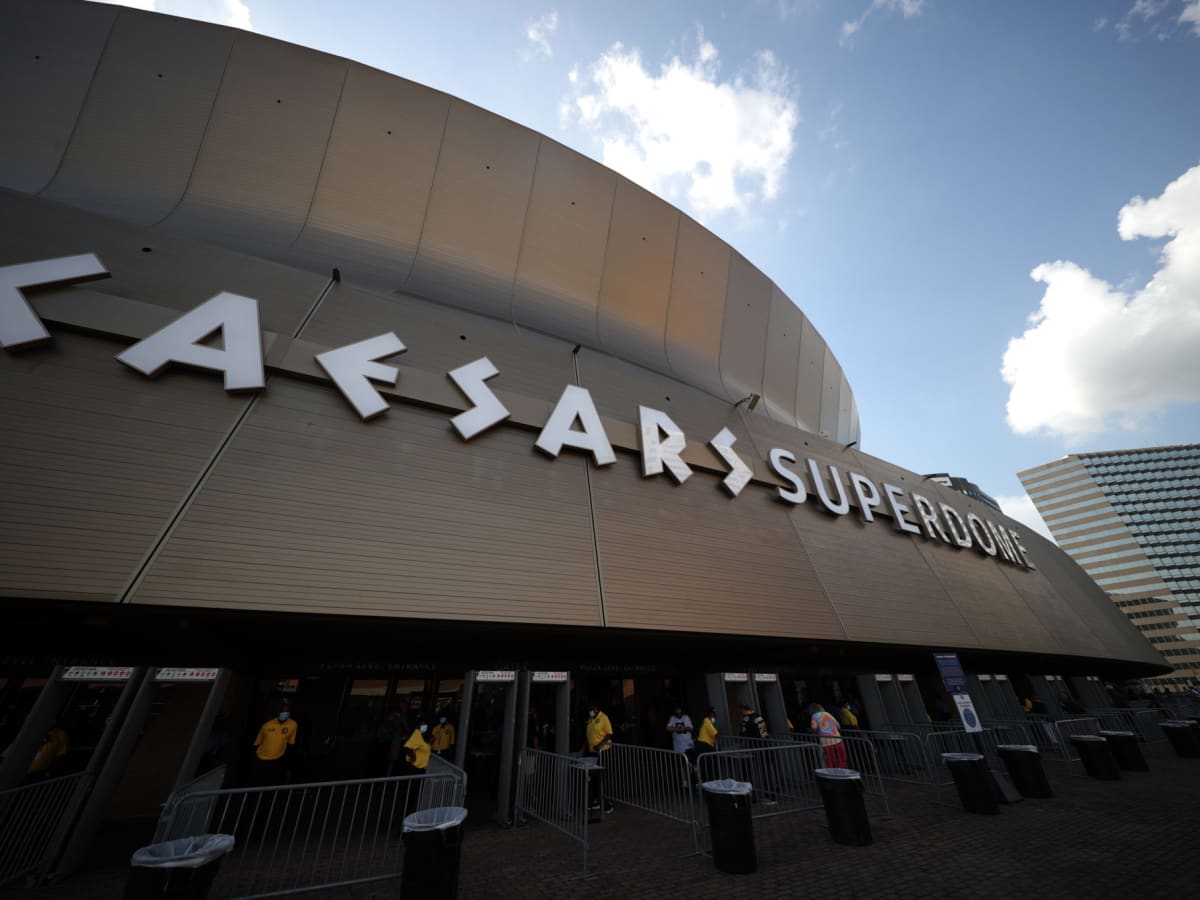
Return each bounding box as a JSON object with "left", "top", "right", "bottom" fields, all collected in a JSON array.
[{"left": 2, "top": 0, "right": 858, "bottom": 442}]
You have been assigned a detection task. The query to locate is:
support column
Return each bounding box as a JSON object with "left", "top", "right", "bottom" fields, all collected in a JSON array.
[
  {"left": 494, "top": 678, "right": 518, "bottom": 827},
  {"left": 856, "top": 674, "right": 888, "bottom": 730},
  {"left": 172, "top": 669, "right": 231, "bottom": 790},
  {"left": 555, "top": 677, "right": 570, "bottom": 757},
  {"left": 453, "top": 671, "right": 475, "bottom": 769},
  {"left": 0, "top": 666, "right": 68, "bottom": 791},
  {"left": 755, "top": 675, "right": 788, "bottom": 734}
]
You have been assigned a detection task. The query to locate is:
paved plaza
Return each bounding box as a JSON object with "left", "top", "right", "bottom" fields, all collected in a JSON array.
[{"left": 6, "top": 742, "right": 1198, "bottom": 900}]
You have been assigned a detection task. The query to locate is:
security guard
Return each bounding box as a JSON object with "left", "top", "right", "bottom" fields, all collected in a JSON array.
[
  {"left": 581, "top": 705, "right": 614, "bottom": 814},
  {"left": 696, "top": 706, "right": 719, "bottom": 754},
  {"left": 430, "top": 712, "right": 456, "bottom": 759},
  {"left": 402, "top": 720, "right": 431, "bottom": 774},
  {"left": 253, "top": 706, "right": 298, "bottom": 785}
]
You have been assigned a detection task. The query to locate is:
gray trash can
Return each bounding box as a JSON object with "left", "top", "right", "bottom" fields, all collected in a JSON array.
[
  {"left": 401, "top": 807, "right": 467, "bottom": 900},
  {"left": 1161, "top": 721, "right": 1200, "bottom": 758},
  {"left": 124, "top": 834, "right": 234, "bottom": 900},
  {"left": 814, "top": 768, "right": 872, "bottom": 846},
  {"left": 997, "top": 744, "right": 1053, "bottom": 798},
  {"left": 1070, "top": 735, "right": 1120, "bottom": 780},
  {"left": 941, "top": 752, "right": 997, "bottom": 814},
  {"left": 702, "top": 779, "right": 755, "bottom": 874},
  {"left": 1098, "top": 730, "right": 1148, "bottom": 772}
]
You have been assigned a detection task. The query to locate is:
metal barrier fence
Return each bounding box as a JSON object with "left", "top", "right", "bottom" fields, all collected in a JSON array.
[
  {"left": 697, "top": 742, "right": 823, "bottom": 821},
  {"left": 835, "top": 728, "right": 935, "bottom": 790},
  {"left": 0, "top": 772, "right": 92, "bottom": 887},
  {"left": 1054, "top": 717, "right": 1102, "bottom": 765},
  {"left": 923, "top": 725, "right": 1037, "bottom": 792},
  {"left": 513, "top": 748, "right": 590, "bottom": 872},
  {"left": 601, "top": 743, "right": 697, "bottom": 845},
  {"left": 154, "top": 765, "right": 228, "bottom": 843},
  {"left": 160, "top": 769, "right": 462, "bottom": 899},
  {"left": 987, "top": 717, "right": 1062, "bottom": 754},
  {"left": 1084, "top": 708, "right": 1170, "bottom": 743},
  {"left": 790, "top": 733, "right": 891, "bottom": 815}
]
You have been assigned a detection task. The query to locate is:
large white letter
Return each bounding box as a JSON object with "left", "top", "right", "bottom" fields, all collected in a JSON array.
[
  {"left": 709, "top": 428, "right": 753, "bottom": 497},
  {"left": 987, "top": 520, "right": 1019, "bottom": 564},
  {"left": 883, "top": 484, "right": 922, "bottom": 535},
  {"left": 940, "top": 504, "right": 973, "bottom": 549},
  {"left": 848, "top": 472, "right": 882, "bottom": 523},
  {"left": 315, "top": 332, "right": 406, "bottom": 420},
  {"left": 1, "top": 254, "right": 109, "bottom": 349},
  {"left": 806, "top": 459, "right": 850, "bottom": 515},
  {"left": 638, "top": 406, "right": 692, "bottom": 483},
  {"left": 116, "top": 292, "right": 264, "bottom": 391},
  {"left": 1009, "top": 528, "right": 1035, "bottom": 569},
  {"left": 967, "top": 513, "right": 998, "bottom": 556},
  {"left": 448, "top": 357, "right": 509, "bottom": 440},
  {"left": 535, "top": 385, "right": 616, "bottom": 466},
  {"left": 769, "top": 449, "right": 806, "bottom": 504},
  {"left": 912, "top": 493, "right": 951, "bottom": 543}
]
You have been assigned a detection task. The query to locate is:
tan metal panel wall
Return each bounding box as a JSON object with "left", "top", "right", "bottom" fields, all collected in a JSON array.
[
  {"left": 836, "top": 370, "right": 854, "bottom": 443},
  {"left": 298, "top": 284, "right": 576, "bottom": 405},
  {"left": 289, "top": 64, "right": 450, "bottom": 288},
  {"left": 596, "top": 179, "right": 678, "bottom": 371},
  {"left": 663, "top": 217, "right": 733, "bottom": 401},
  {"left": 997, "top": 560, "right": 1111, "bottom": 658},
  {"left": 795, "top": 316, "right": 826, "bottom": 435},
  {"left": 511, "top": 140, "right": 614, "bottom": 346},
  {"left": 132, "top": 381, "right": 602, "bottom": 626},
  {"left": 406, "top": 101, "right": 539, "bottom": 317},
  {"left": 162, "top": 34, "right": 346, "bottom": 250},
  {"left": 818, "top": 345, "right": 842, "bottom": 439},
  {"left": 0, "top": 0, "right": 114, "bottom": 194},
  {"left": 719, "top": 253, "right": 772, "bottom": 406},
  {"left": 0, "top": 331, "right": 249, "bottom": 602},
  {"left": 590, "top": 458, "right": 845, "bottom": 639},
  {"left": 760, "top": 287, "right": 803, "bottom": 425},
  {"left": 0, "top": 190, "right": 327, "bottom": 337},
  {"left": 42, "top": 11, "right": 233, "bottom": 225}
]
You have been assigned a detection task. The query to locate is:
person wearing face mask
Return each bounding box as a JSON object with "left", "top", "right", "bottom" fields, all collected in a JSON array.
[
  {"left": 402, "top": 718, "right": 432, "bottom": 775},
  {"left": 580, "top": 704, "right": 614, "bottom": 814},
  {"left": 430, "top": 710, "right": 456, "bottom": 759},
  {"left": 253, "top": 705, "right": 298, "bottom": 785}
]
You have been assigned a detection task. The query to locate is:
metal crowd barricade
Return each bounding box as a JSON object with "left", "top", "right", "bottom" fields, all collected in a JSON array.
[
  {"left": 601, "top": 742, "right": 698, "bottom": 848},
  {"left": 158, "top": 769, "right": 460, "bottom": 899},
  {"left": 841, "top": 728, "right": 936, "bottom": 790},
  {"left": 1084, "top": 708, "right": 1170, "bottom": 744},
  {"left": 154, "top": 765, "right": 228, "bottom": 842},
  {"left": 513, "top": 748, "right": 590, "bottom": 872},
  {"left": 1053, "top": 717, "right": 1102, "bottom": 766},
  {"left": 0, "top": 772, "right": 93, "bottom": 887},
  {"left": 423, "top": 754, "right": 469, "bottom": 807},
  {"left": 697, "top": 742, "right": 823, "bottom": 822},
  {"left": 790, "top": 733, "right": 891, "bottom": 815},
  {"left": 924, "top": 726, "right": 1032, "bottom": 792}
]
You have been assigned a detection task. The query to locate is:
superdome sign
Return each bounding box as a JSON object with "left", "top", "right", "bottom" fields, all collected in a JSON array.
[{"left": 2, "top": 254, "right": 1034, "bottom": 572}]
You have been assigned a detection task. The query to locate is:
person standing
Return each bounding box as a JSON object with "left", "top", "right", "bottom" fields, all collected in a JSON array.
[
  {"left": 666, "top": 704, "right": 694, "bottom": 758},
  {"left": 739, "top": 703, "right": 769, "bottom": 740},
  {"left": 581, "top": 705, "right": 614, "bottom": 814},
  {"left": 430, "top": 711, "right": 456, "bottom": 760},
  {"left": 401, "top": 719, "right": 431, "bottom": 775},
  {"left": 809, "top": 703, "right": 846, "bottom": 768},
  {"left": 253, "top": 706, "right": 298, "bottom": 785},
  {"left": 838, "top": 700, "right": 859, "bottom": 730},
  {"left": 696, "top": 707, "right": 719, "bottom": 756}
]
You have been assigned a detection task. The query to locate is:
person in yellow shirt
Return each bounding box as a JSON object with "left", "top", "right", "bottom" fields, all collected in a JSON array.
[
  {"left": 253, "top": 707, "right": 297, "bottom": 785},
  {"left": 581, "top": 705, "right": 614, "bottom": 814},
  {"left": 430, "top": 712, "right": 456, "bottom": 759},
  {"left": 1, "top": 724, "right": 68, "bottom": 781},
  {"left": 696, "top": 706, "right": 719, "bottom": 757},
  {"left": 838, "top": 701, "right": 859, "bottom": 730},
  {"left": 402, "top": 720, "right": 431, "bottom": 774}
]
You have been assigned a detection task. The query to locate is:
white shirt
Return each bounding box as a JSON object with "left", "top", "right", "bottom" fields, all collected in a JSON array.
[{"left": 667, "top": 714, "right": 694, "bottom": 753}]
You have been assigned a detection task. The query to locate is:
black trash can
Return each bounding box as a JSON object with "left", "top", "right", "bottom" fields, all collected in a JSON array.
[
  {"left": 574, "top": 758, "right": 607, "bottom": 822},
  {"left": 702, "top": 779, "right": 755, "bottom": 874},
  {"left": 400, "top": 806, "right": 467, "bottom": 900},
  {"left": 997, "top": 744, "right": 1053, "bottom": 799},
  {"left": 1070, "top": 735, "right": 1120, "bottom": 781},
  {"left": 124, "top": 834, "right": 234, "bottom": 900},
  {"left": 941, "top": 753, "right": 997, "bottom": 814},
  {"left": 814, "top": 768, "right": 872, "bottom": 846},
  {"left": 1161, "top": 721, "right": 1200, "bottom": 758},
  {"left": 1098, "top": 730, "right": 1149, "bottom": 772}
]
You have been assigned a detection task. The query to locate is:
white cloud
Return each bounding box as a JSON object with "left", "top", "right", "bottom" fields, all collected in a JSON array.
[
  {"left": 840, "top": 0, "right": 926, "bottom": 47},
  {"left": 90, "top": 1, "right": 253, "bottom": 30},
  {"left": 1094, "top": 16, "right": 1109, "bottom": 31},
  {"left": 564, "top": 32, "right": 798, "bottom": 220},
  {"left": 1001, "top": 162, "right": 1200, "bottom": 439},
  {"left": 522, "top": 10, "right": 558, "bottom": 60},
  {"left": 89, "top": 0, "right": 158, "bottom": 9},
  {"left": 995, "top": 494, "right": 1056, "bottom": 544},
  {"left": 1116, "top": 0, "right": 1173, "bottom": 39},
  {"left": 1182, "top": 0, "right": 1200, "bottom": 35}
]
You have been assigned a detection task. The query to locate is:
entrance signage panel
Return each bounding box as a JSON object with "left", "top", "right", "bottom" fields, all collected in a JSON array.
[
  {"left": 874, "top": 673, "right": 894, "bottom": 682},
  {"left": 61, "top": 666, "right": 133, "bottom": 681},
  {"left": 995, "top": 674, "right": 1009, "bottom": 681},
  {"left": 933, "top": 653, "right": 968, "bottom": 696},
  {"left": 1, "top": 255, "right": 1037, "bottom": 571},
  {"left": 752, "top": 673, "right": 778, "bottom": 682},
  {"left": 531, "top": 671, "right": 569, "bottom": 683},
  {"left": 723, "top": 672, "right": 749, "bottom": 682},
  {"left": 978, "top": 674, "right": 992, "bottom": 681},
  {"left": 154, "top": 668, "right": 220, "bottom": 682},
  {"left": 475, "top": 670, "right": 516, "bottom": 682},
  {"left": 897, "top": 674, "right": 914, "bottom": 682},
  {"left": 953, "top": 693, "right": 983, "bottom": 733}
]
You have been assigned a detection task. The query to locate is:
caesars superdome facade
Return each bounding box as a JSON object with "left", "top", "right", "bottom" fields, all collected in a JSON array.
[{"left": 0, "top": 0, "right": 1168, "bottom": 846}]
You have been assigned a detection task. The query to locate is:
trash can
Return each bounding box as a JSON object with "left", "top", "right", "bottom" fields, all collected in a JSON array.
[
  {"left": 814, "top": 768, "right": 872, "bottom": 846},
  {"left": 701, "top": 779, "right": 755, "bottom": 874},
  {"left": 124, "top": 834, "right": 234, "bottom": 900},
  {"left": 400, "top": 807, "right": 468, "bottom": 900},
  {"left": 1070, "top": 735, "right": 1120, "bottom": 781},
  {"left": 573, "top": 758, "right": 607, "bottom": 823},
  {"left": 941, "top": 753, "right": 997, "bottom": 814},
  {"left": 997, "top": 744, "right": 1053, "bottom": 799},
  {"left": 1161, "top": 721, "right": 1200, "bottom": 758},
  {"left": 1098, "top": 730, "right": 1148, "bottom": 772}
]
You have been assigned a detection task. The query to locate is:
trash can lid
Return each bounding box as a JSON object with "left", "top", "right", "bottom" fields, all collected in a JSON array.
[
  {"left": 131, "top": 834, "right": 235, "bottom": 869},
  {"left": 701, "top": 779, "right": 753, "bottom": 795},
  {"left": 1098, "top": 730, "right": 1134, "bottom": 737},
  {"left": 940, "top": 752, "right": 984, "bottom": 762},
  {"left": 1069, "top": 734, "right": 1105, "bottom": 742},
  {"left": 814, "top": 767, "right": 861, "bottom": 780},
  {"left": 997, "top": 744, "right": 1039, "bottom": 753},
  {"left": 402, "top": 807, "right": 468, "bottom": 832},
  {"left": 1162, "top": 720, "right": 1198, "bottom": 727},
  {"left": 572, "top": 759, "right": 603, "bottom": 770}
]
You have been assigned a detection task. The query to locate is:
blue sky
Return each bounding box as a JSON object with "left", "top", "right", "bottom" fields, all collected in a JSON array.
[{"left": 99, "top": 1, "right": 1200, "bottom": 539}]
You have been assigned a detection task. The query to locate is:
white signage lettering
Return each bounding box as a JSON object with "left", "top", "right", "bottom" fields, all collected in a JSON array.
[
  {"left": 849, "top": 471, "right": 881, "bottom": 523},
  {"left": 315, "top": 332, "right": 406, "bottom": 420},
  {"left": 709, "top": 428, "right": 752, "bottom": 497},
  {"left": 447, "top": 356, "right": 509, "bottom": 440},
  {"left": 638, "top": 406, "right": 692, "bottom": 483},
  {"left": 531, "top": 671, "right": 569, "bottom": 683},
  {"left": 61, "top": 666, "right": 133, "bottom": 681},
  {"left": 897, "top": 673, "right": 915, "bottom": 682},
  {"left": 117, "top": 292, "right": 265, "bottom": 391},
  {"left": 723, "top": 672, "right": 749, "bottom": 682},
  {"left": 475, "top": 670, "right": 516, "bottom": 682},
  {"left": 874, "top": 673, "right": 894, "bottom": 682},
  {"left": 807, "top": 460, "right": 850, "bottom": 515},
  {"left": 753, "top": 672, "right": 778, "bottom": 682},
  {"left": 967, "top": 513, "right": 997, "bottom": 556},
  {"left": 882, "top": 483, "right": 921, "bottom": 535},
  {"left": 1, "top": 254, "right": 110, "bottom": 349},
  {"left": 155, "top": 667, "right": 220, "bottom": 682},
  {"left": 912, "top": 493, "right": 951, "bottom": 543},
  {"left": 535, "top": 385, "right": 616, "bottom": 466},
  {"left": 768, "top": 449, "right": 807, "bottom": 504}
]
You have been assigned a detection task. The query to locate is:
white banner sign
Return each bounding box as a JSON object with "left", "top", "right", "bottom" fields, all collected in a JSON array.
[
  {"left": 753, "top": 673, "right": 778, "bottom": 683},
  {"left": 874, "top": 673, "right": 894, "bottom": 682},
  {"left": 978, "top": 674, "right": 992, "bottom": 681},
  {"left": 475, "top": 670, "right": 516, "bottom": 683},
  {"left": 953, "top": 693, "right": 983, "bottom": 733},
  {"left": 155, "top": 668, "right": 220, "bottom": 682},
  {"left": 531, "top": 671, "right": 569, "bottom": 683},
  {"left": 723, "top": 672, "right": 749, "bottom": 683},
  {"left": 995, "top": 674, "right": 1009, "bottom": 682},
  {"left": 897, "top": 673, "right": 915, "bottom": 682},
  {"left": 61, "top": 666, "right": 133, "bottom": 681}
]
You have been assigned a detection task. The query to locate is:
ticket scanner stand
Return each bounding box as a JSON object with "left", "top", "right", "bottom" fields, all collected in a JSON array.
[
  {"left": 706, "top": 672, "right": 757, "bottom": 739},
  {"left": 753, "top": 674, "right": 788, "bottom": 735}
]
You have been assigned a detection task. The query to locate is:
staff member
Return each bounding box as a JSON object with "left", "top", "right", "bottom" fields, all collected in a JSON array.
[
  {"left": 695, "top": 706, "right": 719, "bottom": 768},
  {"left": 402, "top": 719, "right": 431, "bottom": 774},
  {"left": 431, "top": 712, "right": 456, "bottom": 759},
  {"left": 253, "top": 706, "right": 298, "bottom": 785},
  {"left": 581, "top": 705, "right": 614, "bottom": 814}
]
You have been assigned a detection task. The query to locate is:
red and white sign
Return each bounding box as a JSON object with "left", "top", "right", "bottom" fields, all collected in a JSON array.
[
  {"left": 723, "top": 672, "right": 749, "bottom": 683},
  {"left": 531, "top": 671, "right": 569, "bottom": 683},
  {"left": 155, "top": 668, "right": 220, "bottom": 682},
  {"left": 475, "top": 670, "right": 516, "bottom": 683},
  {"left": 753, "top": 673, "right": 778, "bottom": 683},
  {"left": 61, "top": 666, "right": 133, "bottom": 681}
]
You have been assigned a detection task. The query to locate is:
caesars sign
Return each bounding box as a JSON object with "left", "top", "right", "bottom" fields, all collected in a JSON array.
[{"left": 2, "top": 255, "right": 1033, "bottom": 571}]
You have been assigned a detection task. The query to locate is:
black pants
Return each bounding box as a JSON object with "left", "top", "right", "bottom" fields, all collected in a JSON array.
[{"left": 254, "top": 756, "right": 286, "bottom": 786}]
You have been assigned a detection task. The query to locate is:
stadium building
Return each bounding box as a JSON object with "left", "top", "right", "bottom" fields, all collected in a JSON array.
[{"left": 0, "top": 0, "right": 1168, "bottom": 874}]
